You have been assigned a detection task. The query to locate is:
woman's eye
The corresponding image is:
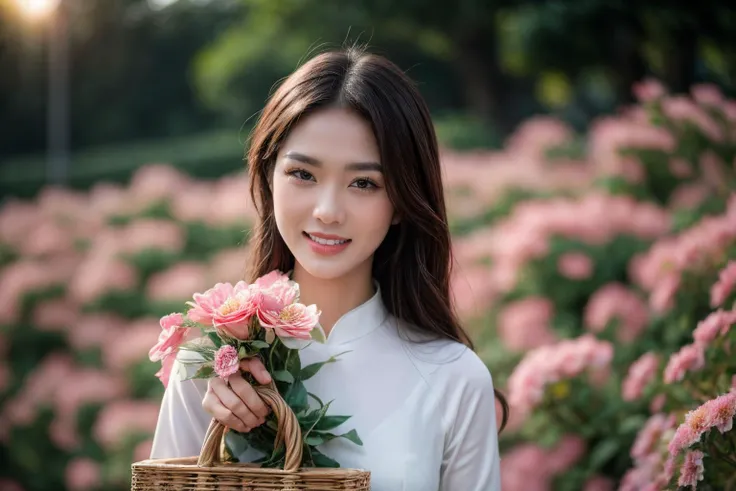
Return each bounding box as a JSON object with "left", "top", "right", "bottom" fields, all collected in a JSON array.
[
  {"left": 288, "top": 169, "right": 314, "bottom": 181},
  {"left": 352, "top": 178, "right": 378, "bottom": 189}
]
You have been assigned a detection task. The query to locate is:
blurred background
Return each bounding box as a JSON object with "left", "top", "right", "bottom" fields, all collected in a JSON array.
[{"left": 1, "top": 0, "right": 735, "bottom": 490}]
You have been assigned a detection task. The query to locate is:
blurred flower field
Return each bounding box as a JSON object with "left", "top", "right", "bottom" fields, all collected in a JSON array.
[{"left": 1, "top": 80, "right": 735, "bottom": 490}]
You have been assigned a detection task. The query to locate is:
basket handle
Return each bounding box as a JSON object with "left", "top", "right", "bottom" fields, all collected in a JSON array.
[{"left": 197, "top": 382, "right": 303, "bottom": 472}]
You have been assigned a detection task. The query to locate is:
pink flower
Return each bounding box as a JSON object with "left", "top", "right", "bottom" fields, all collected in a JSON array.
[
  {"left": 557, "top": 252, "right": 594, "bottom": 280},
  {"left": 663, "top": 344, "right": 705, "bottom": 384},
  {"left": 691, "top": 84, "right": 723, "bottom": 106},
  {"left": 134, "top": 438, "right": 154, "bottom": 462},
  {"left": 585, "top": 283, "right": 649, "bottom": 342},
  {"left": 214, "top": 345, "right": 240, "bottom": 380},
  {"left": 155, "top": 354, "right": 176, "bottom": 388},
  {"left": 650, "top": 394, "right": 666, "bottom": 413},
  {"left": 148, "top": 313, "right": 188, "bottom": 362},
  {"left": 146, "top": 262, "right": 210, "bottom": 303},
  {"left": 711, "top": 261, "right": 736, "bottom": 307},
  {"left": 507, "top": 335, "right": 613, "bottom": 416},
  {"left": 707, "top": 392, "right": 736, "bottom": 433},
  {"left": 0, "top": 479, "right": 24, "bottom": 491},
  {"left": 187, "top": 281, "right": 257, "bottom": 339},
  {"left": 254, "top": 270, "right": 291, "bottom": 290},
  {"left": 582, "top": 475, "right": 614, "bottom": 491},
  {"left": 633, "top": 78, "right": 666, "bottom": 102},
  {"left": 93, "top": 400, "right": 160, "bottom": 449},
  {"left": 497, "top": 297, "right": 557, "bottom": 351},
  {"left": 631, "top": 413, "right": 676, "bottom": 462},
  {"left": 668, "top": 423, "right": 700, "bottom": 456},
  {"left": 254, "top": 272, "right": 299, "bottom": 317},
  {"left": 546, "top": 435, "right": 587, "bottom": 474},
  {"left": 261, "top": 303, "right": 320, "bottom": 340},
  {"left": 622, "top": 352, "right": 660, "bottom": 401},
  {"left": 65, "top": 458, "right": 100, "bottom": 491},
  {"left": 662, "top": 96, "right": 723, "bottom": 141},
  {"left": 677, "top": 450, "right": 704, "bottom": 489},
  {"left": 693, "top": 308, "right": 736, "bottom": 346}
]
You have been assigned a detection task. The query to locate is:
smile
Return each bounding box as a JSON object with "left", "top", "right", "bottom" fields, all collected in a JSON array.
[
  {"left": 307, "top": 233, "right": 349, "bottom": 245},
  {"left": 303, "top": 232, "right": 352, "bottom": 255}
]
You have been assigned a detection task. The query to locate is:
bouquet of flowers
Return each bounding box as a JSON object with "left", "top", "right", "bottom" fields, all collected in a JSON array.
[{"left": 148, "top": 270, "right": 362, "bottom": 468}]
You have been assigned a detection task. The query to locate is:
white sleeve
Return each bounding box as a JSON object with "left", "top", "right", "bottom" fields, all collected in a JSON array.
[
  {"left": 149, "top": 357, "right": 212, "bottom": 459},
  {"left": 439, "top": 351, "right": 501, "bottom": 491}
]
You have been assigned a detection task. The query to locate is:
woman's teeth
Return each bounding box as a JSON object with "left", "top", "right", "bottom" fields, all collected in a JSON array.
[{"left": 308, "top": 234, "right": 349, "bottom": 245}]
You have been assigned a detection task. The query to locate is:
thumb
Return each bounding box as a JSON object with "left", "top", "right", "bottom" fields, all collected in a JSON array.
[{"left": 240, "top": 357, "right": 272, "bottom": 385}]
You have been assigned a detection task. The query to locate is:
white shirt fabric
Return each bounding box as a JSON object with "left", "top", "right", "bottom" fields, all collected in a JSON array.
[{"left": 150, "top": 285, "right": 501, "bottom": 491}]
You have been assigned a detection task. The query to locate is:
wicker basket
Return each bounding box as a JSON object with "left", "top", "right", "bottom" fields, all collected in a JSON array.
[{"left": 131, "top": 384, "right": 371, "bottom": 490}]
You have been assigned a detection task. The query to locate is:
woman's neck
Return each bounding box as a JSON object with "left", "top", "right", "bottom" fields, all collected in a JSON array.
[{"left": 291, "top": 263, "right": 375, "bottom": 337}]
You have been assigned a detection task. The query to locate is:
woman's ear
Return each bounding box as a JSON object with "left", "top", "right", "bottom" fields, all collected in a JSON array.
[{"left": 391, "top": 213, "right": 401, "bottom": 225}]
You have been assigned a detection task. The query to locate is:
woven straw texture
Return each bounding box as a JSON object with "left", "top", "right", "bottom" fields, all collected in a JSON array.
[{"left": 131, "top": 384, "right": 370, "bottom": 490}]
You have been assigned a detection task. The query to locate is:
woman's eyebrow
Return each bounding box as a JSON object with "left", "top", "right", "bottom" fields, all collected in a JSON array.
[{"left": 284, "top": 151, "right": 382, "bottom": 172}]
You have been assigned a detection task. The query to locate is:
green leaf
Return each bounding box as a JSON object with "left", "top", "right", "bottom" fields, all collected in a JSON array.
[
  {"left": 250, "top": 340, "right": 270, "bottom": 349},
  {"left": 271, "top": 370, "right": 295, "bottom": 384},
  {"left": 206, "top": 331, "right": 223, "bottom": 348},
  {"left": 588, "top": 439, "right": 620, "bottom": 470},
  {"left": 313, "top": 415, "right": 351, "bottom": 432},
  {"left": 310, "top": 429, "right": 363, "bottom": 447},
  {"left": 304, "top": 434, "right": 326, "bottom": 446},
  {"left": 286, "top": 349, "right": 302, "bottom": 380},
  {"left": 337, "top": 429, "right": 362, "bottom": 446},
  {"left": 285, "top": 380, "right": 308, "bottom": 412},
  {"left": 178, "top": 342, "right": 216, "bottom": 362},
  {"left": 184, "top": 364, "right": 214, "bottom": 380},
  {"left": 299, "top": 350, "right": 351, "bottom": 381},
  {"left": 307, "top": 392, "right": 326, "bottom": 408},
  {"left": 310, "top": 449, "right": 340, "bottom": 468}
]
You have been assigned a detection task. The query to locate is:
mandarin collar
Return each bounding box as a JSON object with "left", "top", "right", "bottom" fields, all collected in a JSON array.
[{"left": 281, "top": 280, "right": 388, "bottom": 348}]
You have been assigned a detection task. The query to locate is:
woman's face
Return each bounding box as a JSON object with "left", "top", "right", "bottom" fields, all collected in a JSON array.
[{"left": 272, "top": 107, "right": 398, "bottom": 282}]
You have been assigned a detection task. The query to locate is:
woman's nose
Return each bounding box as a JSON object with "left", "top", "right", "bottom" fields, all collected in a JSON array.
[{"left": 312, "top": 187, "right": 345, "bottom": 225}]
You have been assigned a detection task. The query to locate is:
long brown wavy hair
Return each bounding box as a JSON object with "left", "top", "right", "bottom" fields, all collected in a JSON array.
[{"left": 244, "top": 46, "right": 509, "bottom": 432}]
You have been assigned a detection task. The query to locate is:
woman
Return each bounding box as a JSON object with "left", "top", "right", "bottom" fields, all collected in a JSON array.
[{"left": 151, "top": 46, "right": 508, "bottom": 490}]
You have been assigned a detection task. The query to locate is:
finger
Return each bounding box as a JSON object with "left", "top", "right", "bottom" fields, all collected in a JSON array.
[
  {"left": 203, "top": 389, "right": 249, "bottom": 433},
  {"left": 229, "top": 375, "right": 270, "bottom": 420},
  {"left": 240, "top": 358, "right": 272, "bottom": 385},
  {"left": 210, "top": 378, "right": 263, "bottom": 430}
]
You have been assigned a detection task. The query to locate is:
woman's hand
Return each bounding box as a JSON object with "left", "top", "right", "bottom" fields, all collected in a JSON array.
[{"left": 202, "top": 358, "right": 272, "bottom": 433}]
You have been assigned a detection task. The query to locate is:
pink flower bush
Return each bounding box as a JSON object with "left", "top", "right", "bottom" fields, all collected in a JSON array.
[
  {"left": 620, "top": 413, "right": 677, "bottom": 491},
  {"left": 692, "top": 308, "right": 736, "bottom": 346},
  {"left": 65, "top": 458, "right": 100, "bottom": 491},
  {"left": 507, "top": 334, "right": 613, "bottom": 417},
  {"left": 92, "top": 400, "right": 161, "bottom": 450},
  {"left": 711, "top": 261, "right": 736, "bottom": 308},
  {"left": 484, "top": 194, "right": 669, "bottom": 291},
  {"left": 497, "top": 297, "right": 557, "bottom": 351},
  {"left": 631, "top": 194, "right": 736, "bottom": 313},
  {"left": 214, "top": 345, "right": 239, "bottom": 380},
  {"left": 622, "top": 352, "right": 660, "bottom": 401},
  {"left": 584, "top": 283, "right": 649, "bottom": 342},
  {"left": 663, "top": 344, "right": 705, "bottom": 384},
  {"left": 557, "top": 252, "right": 594, "bottom": 280},
  {"left": 146, "top": 261, "right": 210, "bottom": 303},
  {"left": 632, "top": 78, "right": 666, "bottom": 103},
  {"left": 500, "top": 435, "right": 586, "bottom": 491},
  {"left": 582, "top": 475, "right": 614, "bottom": 491}
]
